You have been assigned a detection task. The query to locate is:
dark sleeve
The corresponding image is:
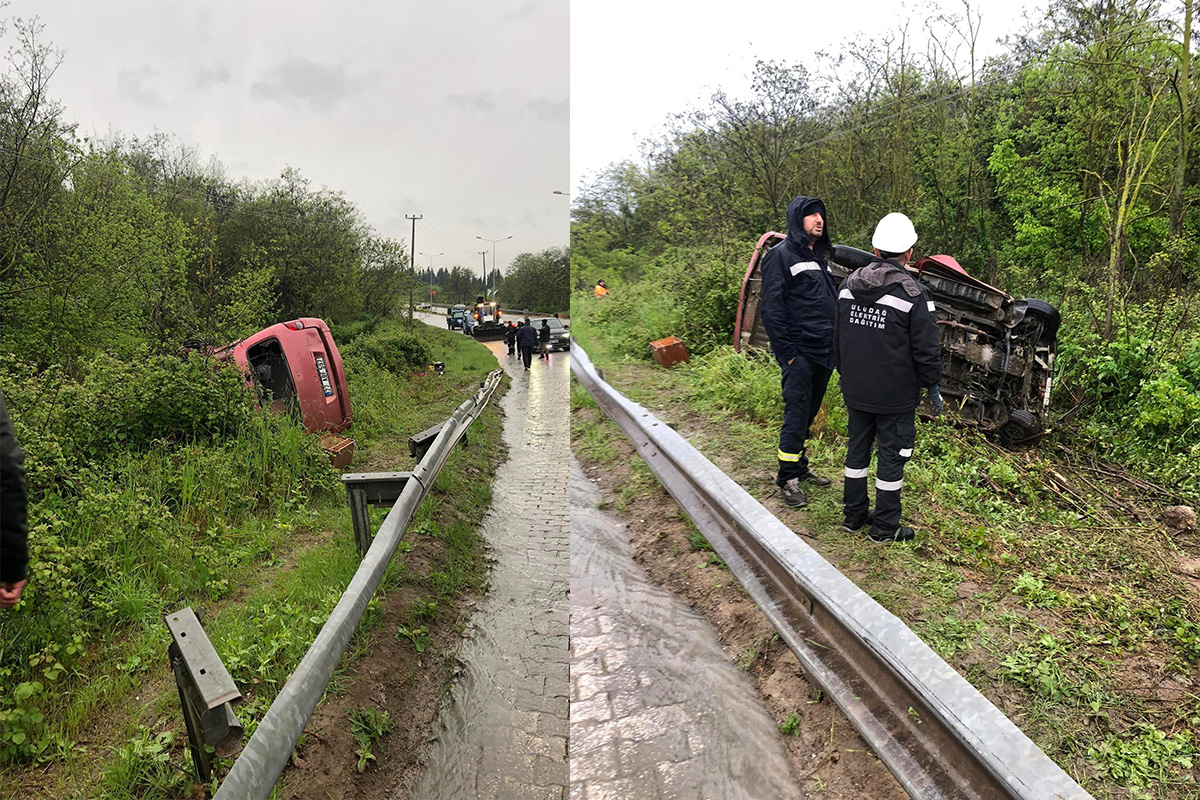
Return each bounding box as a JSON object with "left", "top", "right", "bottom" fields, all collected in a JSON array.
[
  {"left": 832, "top": 278, "right": 844, "bottom": 372},
  {"left": 0, "top": 392, "right": 29, "bottom": 584},
  {"left": 758, "top": 247, "right": 797, "bottom": 363},
  {"left": 910, "top": 289, "right": 942, "bottom": 388}
]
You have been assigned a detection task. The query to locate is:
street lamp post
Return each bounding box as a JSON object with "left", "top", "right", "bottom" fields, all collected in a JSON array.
[
  {"left": 475, "top": 234, "right": 512, "bottom": 300},
  {"left": 419, "top": 251, "right": 443, "bottom": 307}
]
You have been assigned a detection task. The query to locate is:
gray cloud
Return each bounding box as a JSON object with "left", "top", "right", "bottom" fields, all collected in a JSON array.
[
  {"left": 195, "top": 65, "right": 231, "bottom": 88},
  {"left": 251, "top": 58, "right": 363, "bottom": 110},
  {"left": 117, "top": 65, "right": 164, "bottom": 107},
  {"left": 448, "top": 91, "right": 497, "bottom": 114},
  {"left": 527, "top": 97, "right": 568, "bottom": 123}
]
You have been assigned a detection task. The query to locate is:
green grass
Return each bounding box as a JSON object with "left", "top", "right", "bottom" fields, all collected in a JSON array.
[{"left": 0, "top": 317, "right": 504, "bottom": 798}]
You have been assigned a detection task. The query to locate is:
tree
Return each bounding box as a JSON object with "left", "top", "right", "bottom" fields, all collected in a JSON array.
[{"left": 499, "top": 247, "right": 569, "bottom": 312}]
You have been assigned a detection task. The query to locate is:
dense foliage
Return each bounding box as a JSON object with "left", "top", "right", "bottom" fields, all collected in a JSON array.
[
  {"left": 496, "top": 246, "right": 571, "bottom": 312},
  {"left": 572, "top": 0, "right": 1200, "bottom": 500}
]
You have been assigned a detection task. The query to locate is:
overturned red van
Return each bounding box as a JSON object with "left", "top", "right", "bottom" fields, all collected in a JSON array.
[{"left": 211, "top": 318, "right": 354, "bottom": 466}]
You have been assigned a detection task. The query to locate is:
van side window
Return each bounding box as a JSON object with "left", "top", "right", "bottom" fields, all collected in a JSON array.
[{"left": 247, "top": 338, "right": 297, "bottom": 414}]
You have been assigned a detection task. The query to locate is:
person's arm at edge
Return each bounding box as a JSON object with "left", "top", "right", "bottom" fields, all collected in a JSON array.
[
  {"left": 759, "top": 250, "right": 797, "bottom": 364},
  {"left": 0, "top": 391, "right": 29, "bottom": 608}
]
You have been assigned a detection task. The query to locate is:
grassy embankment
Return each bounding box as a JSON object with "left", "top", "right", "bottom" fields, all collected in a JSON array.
[
  {"left": 0, "top": 319, "right": 504, "bottom": 799},
  {"left": 570, "top": 296, "right": 1200, "bottom": 800}
]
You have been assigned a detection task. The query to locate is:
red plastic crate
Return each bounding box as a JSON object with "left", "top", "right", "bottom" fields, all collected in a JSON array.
[{"left": 650, "top": 336, "right": 689, "bottom": 368}]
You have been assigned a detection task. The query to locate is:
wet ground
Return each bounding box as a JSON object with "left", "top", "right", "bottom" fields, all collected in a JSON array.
[
  {"left": 404, "top": 328, "right": 570, "bottom": 800},
  {"left": 569, "top": 457, "right": 804, "bottom": 800}
]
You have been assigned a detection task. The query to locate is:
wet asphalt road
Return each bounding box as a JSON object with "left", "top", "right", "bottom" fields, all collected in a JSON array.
[
  {"left": 406, "top": 321, "right": 571, "bottom": 799},
  {"left": 569, "top": 459, "right": 804, "bottom": 800}
]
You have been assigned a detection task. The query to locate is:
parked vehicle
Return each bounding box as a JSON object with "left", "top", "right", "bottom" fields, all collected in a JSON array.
[
  {"left": 543, "top": 318, "right": 571, "bottom": 351},
  {"left": 735, "top": 233, "right": 1060, "bottom": 441},
  {"left": 447, "top": 304, "right": 468, "bottom": 330},
  {"left": 208, "top": 317, "right": 355, "bottom": 467}
]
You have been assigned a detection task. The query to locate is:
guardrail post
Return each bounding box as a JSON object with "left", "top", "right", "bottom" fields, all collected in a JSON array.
[
  {"left": 165, "top": 607, "right": 243, "bottom": 782},
  {"left": 342, "top": 472, "right": 415, "bottom": 558},
  {"left": 347, "top": 485, "right": 372, "bottom": 555}
]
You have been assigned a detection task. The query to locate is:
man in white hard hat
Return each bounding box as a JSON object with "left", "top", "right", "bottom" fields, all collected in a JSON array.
[
  {"left": 759, "top": 196, "right": 837, "bottom": 509},
  {"left": 833, "top": 212, "right": 942, "bottom": 542}
]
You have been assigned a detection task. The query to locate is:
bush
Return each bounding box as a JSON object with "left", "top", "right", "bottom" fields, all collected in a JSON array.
[{"left": 342, "top": 328, "right": 432, "bottom": 374}]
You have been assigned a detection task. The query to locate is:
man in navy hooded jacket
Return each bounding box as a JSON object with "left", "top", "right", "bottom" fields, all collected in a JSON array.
[{"left": 759, "top": 196, "right": 837, "bottom": 508}]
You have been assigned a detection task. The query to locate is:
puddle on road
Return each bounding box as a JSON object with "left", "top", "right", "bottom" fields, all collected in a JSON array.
[
  {"left": 570, "top": 456, "right": 804, "bottom": 799},
  {"left": 404, "top": 335, "right": 570, "bottom": 800}
]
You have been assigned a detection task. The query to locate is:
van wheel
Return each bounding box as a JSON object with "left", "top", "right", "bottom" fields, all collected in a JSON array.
[{"left": 1021, "top": 299, "right": 1061, "bottom": 342}]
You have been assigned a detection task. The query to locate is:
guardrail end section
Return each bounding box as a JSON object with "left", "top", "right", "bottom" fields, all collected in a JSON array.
[{"left": 165, "top": 607, "right": 244, "bottom": 780}]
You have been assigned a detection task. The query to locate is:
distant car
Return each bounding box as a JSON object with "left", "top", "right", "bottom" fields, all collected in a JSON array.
[
  {"left": 417, "top": 302, "right": 432, "bottom": 311},
  {"left": 735, "top": 234, "right": 1060, "bottom": 442},
  {"left": 447, "top": 304, "right": 467, "bottom": 330},
  {"left": 541, "top": 318, "right": 571, "bottom": 351}
]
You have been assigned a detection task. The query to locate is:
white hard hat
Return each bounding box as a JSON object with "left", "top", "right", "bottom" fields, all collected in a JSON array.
[{"left": 872, "top": 212, "right": 918, "bottom": 253}]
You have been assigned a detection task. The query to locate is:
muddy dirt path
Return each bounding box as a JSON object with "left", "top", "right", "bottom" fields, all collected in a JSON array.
[
  {"left": 570, "top": 456, "right": 805, "bottom": 799},
  {"left": 401, "top": 336, "right": 570, "bottom": 799}
]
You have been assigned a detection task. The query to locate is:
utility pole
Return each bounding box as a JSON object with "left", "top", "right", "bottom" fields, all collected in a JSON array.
[
  {"left": 419, "top": 251, "right": 443, "bottom": 308},
  {"left": 406, "top": 214, "right": 423, "bottom": 324},
  {"left": 475, "top": 234, "right": 512, "bottom": 299},
  {"left": 478, "top": 251, "right": 489, "bottom": 297}
]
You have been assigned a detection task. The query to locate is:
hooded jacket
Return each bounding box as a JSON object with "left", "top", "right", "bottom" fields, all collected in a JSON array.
[
  {"left": 834, "top": 259, "right": 942, "bottom": 414},
  {"left": 0, "top": 392, "right": 28, "bottom": 584},
  {"left": 759, "top": 196, "right": 837, "bottom": 368},
  {"left": 516, "top": 323, "right": 539, "bottom": 348}
]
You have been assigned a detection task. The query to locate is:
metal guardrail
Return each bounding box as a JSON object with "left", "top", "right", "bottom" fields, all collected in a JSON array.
[
  {"left": 570, "top": 345, "right": 1091, "bottom": 800},
  {"left": 214, "top": 369, "right": 504, "bottom": 799}
]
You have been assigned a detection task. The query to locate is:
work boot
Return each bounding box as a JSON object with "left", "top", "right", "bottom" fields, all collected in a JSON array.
[
  {"left": 842, "top": 510, "right": 874, "bottom": 533},
  {"left": 779, "top": 478, "right": 808, "bottom": 508},
  {"left": 801, "top": 468, "right": 831, "bottom": 487},
  {"left": 868, "top": 525, "right": 915, "bottom": 543}
]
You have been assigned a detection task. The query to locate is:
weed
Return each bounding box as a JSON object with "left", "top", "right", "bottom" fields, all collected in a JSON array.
[
  {"left": 347, "top": 707, "right": 393, "bottom": 773},
  {"left": 1089, "top": 723, "right": 1195, "bottom": 790},
  {"left": 687, "top": 527, "right": 713, "bottom": 552},
  {"left": 1012, "top": 573, "right": 1064, "bottom": 608},
  {"left": 100, "top": 726, "right": 190, "bottom": 798},
  {"left": 397, "top": 625, "right": 431, "bottom": 654},
  {"left": 411, "top": 598, "right": 440, "bottom": 623},
  {"left": 778, "top": 711, "right": 802, "bottom": 736},
  {"left": 735, "top": 634, "right": 772, "bottom": 671}
]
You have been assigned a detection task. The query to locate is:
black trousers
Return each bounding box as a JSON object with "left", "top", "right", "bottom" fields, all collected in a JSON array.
[
  {"left": 520, "top": 346, "right": 534, "bottom": 369},
  {"left": 777, "top": 354, "right": 832, "bottom": 484},
  {"left": 843, "top": 407, "right": 916, "bottom": 532},
  {"left": 507, "top": 340, "right": 515, "bottom": 354}
]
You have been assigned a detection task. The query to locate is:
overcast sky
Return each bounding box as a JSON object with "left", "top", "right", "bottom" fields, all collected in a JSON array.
[
  {"left": 571, "top": 0, "right": 1047, "bottom": 192},
  {"left": 11, "top": 0, "right": 568, "bottom": 278}
]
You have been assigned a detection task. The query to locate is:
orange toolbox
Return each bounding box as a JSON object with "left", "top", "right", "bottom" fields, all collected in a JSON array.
[{"left": 650, "top": 336, "right": 689, "bottom": 368}]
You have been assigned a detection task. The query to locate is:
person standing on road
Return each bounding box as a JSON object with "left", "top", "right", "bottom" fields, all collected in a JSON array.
[
  {"left": 516, "top": 318, "right": 539, "bottom": 371},
  {"left": 759, "top": 196, "right": 837, "bottom": 509},
  {"left": 538, "top": 319, "right": 551, "bottom": 361},
  {"left": 834, "top": 212, "right": 942, "bottom": 543},
  {"left": 505, "top": 322, "right": 517, "bottom": 356},
  {"left": 0, "top": 392, "right": 29, "bottom": 609}
]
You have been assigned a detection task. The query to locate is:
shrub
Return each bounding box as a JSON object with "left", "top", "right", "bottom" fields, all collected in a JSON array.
[{"left": 342, "top": 328, "right": 432, "bottom": 374}]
